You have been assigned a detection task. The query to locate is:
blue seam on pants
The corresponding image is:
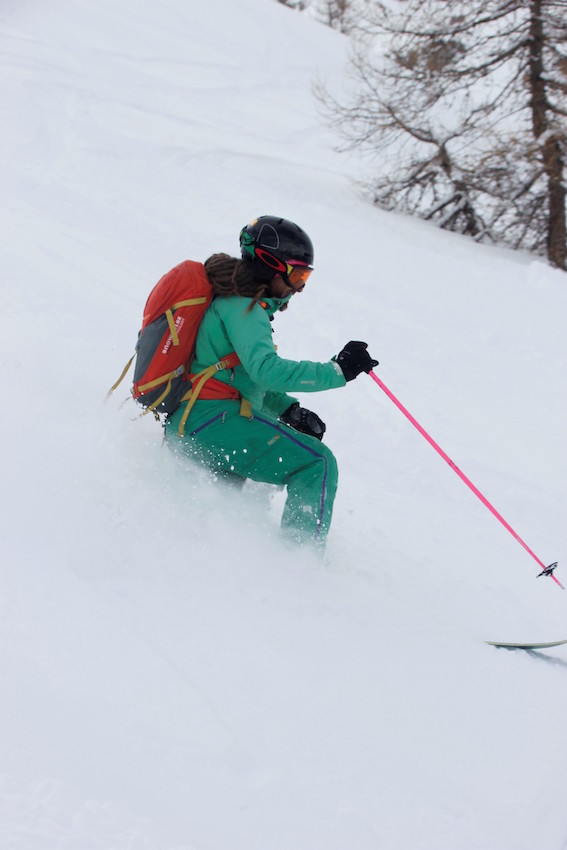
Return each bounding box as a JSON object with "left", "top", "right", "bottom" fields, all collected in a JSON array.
[
  {"left": 254, "top": 415, "right": 328, "bottom": 540},
  {"left": 188, "top": 413, "right": 225, "bottom": 436}
]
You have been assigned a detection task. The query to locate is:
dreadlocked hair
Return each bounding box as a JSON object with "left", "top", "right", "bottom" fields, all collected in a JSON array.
[{"left": 204, "top": 253, "right": 268, "bottom": 310}]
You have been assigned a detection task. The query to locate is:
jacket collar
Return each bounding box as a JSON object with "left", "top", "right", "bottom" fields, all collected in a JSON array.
[{"left": 260, "top": 293, "right": 292, "bottom": 319}]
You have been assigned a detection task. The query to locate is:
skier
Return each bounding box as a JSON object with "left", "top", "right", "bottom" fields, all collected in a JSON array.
[{"left": 165, "top": 215, "right": 377, "bottom": 547}]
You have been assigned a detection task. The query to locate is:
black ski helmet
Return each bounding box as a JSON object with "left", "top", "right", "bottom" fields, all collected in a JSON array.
[{"left": 239, "top": 215, "right": 314, "bottom": 281}]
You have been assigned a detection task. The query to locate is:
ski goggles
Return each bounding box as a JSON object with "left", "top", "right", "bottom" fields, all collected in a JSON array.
[{"left": 285, "top": 260, "right": 313, "bottom": 291}]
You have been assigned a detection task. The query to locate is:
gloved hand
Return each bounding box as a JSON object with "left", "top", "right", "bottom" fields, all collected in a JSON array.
[
  {"left": 335, "top": 340, "right": 378, "bottom": 382},
  {"left": 280, "top": 403, "right": 326, "bottom": 441}
]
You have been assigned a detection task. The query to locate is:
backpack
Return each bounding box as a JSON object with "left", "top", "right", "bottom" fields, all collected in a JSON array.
[{"left": 108, "top": 260, "right": 239, "bottom": 421}]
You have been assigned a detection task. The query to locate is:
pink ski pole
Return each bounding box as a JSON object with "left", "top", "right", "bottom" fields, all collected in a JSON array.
[{"left": 368, "top": 370, "right": 562, "bottom": 589}]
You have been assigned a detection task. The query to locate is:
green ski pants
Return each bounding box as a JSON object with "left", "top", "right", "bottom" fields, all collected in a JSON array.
[{"left": 165, "top": 400, "right": 339, "bottom": 546}]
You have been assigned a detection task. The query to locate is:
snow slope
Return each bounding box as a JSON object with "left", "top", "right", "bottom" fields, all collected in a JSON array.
[{"left": 1, "top": 0, "right": 567, "bottom": 848}]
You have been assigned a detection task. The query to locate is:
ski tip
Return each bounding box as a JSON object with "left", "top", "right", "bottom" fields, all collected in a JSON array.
[{"left": 486, "top": 639, "right": 567, "bottom": 650}]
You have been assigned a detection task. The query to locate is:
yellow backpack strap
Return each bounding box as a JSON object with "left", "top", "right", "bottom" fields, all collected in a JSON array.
[
  {"left": 172, "top": 297, "right": 209, "bottom": 309},
  {"left": 136, "top": 365, "right": 185, "bottom": 394},
  {"left": 106, "top": 353, "right": 135, "bottom": 398},
  {"left": 136, "top": 365, "right": 186, "bottom": 414},
  {"left": 166, "top": 297, "right": 209, "bottom": 347},
  {"left": 142, "top": 379, "right": 172, "bottom": 415},
  {"left": 164, "top": 309, "right": 178, "bottom": 346},
  {"left": 177, "top": 390, "right": 195, "bottom": 436},
  {"left": 177, "top": 364, "right": 218, "bottom": 436},
  {"left": 177, "top": 354, "right": 240, "bottom": 436},
  {"left": 239, "top": 398, "right": 252, "bottom": 419}
]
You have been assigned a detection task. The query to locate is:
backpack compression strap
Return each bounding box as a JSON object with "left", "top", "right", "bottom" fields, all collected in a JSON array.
[
  {"left": 107, "top": 354, "right": 136, "bottom": 398},
  {"left": 137, "top": 365, "right": 187, "bottom": 415},
  {"left": 165, "top": 297, "right": 208, "bottom": 346},
  {"left": 177, "top": 352, "right": 241, "bottom": 436}
]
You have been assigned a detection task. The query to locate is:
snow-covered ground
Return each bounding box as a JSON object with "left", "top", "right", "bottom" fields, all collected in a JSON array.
[{"left": 1, "top": 1, "right": 566, "bottom": 848}]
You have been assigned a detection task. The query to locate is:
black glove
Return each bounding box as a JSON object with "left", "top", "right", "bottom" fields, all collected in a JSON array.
[
  {"left": 280, "top": 403, "right": 326, "bottom": 441},
  {"left": 335, "top": 340, "right": 378, "bottom": 382}
]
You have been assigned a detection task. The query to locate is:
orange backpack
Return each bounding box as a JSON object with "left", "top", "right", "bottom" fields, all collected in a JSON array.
[{"left": 108, "top": 260, "right": 239, "bottom": 421}]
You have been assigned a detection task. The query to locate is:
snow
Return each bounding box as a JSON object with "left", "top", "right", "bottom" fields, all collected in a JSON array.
[{"left": 1, "top": 0, "right": 567, "bottom": 848}]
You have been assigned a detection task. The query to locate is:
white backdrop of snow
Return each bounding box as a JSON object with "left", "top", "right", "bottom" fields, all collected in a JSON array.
[{"left": 1, "top": 0, "right": 566, "bottom": 848}]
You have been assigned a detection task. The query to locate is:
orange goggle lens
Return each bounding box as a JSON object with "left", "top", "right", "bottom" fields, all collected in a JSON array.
[{"left": 286, "top": 264, "right": 313, "bottom": 289}]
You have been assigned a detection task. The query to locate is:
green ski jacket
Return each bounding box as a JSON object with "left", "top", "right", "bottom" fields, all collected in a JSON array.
[{"left": 190, "top": 294, "right": 346, "bottom": 417}]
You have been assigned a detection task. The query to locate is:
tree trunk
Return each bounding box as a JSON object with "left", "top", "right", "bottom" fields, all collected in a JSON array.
[
  {"left": 528, "top": 0, "right": 566, "bottom": 268},
  {"left": 543, "top": 135, "right": 567, "bottom": 270}
]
